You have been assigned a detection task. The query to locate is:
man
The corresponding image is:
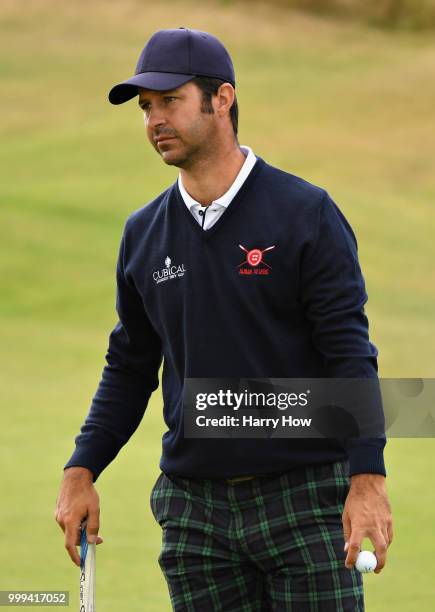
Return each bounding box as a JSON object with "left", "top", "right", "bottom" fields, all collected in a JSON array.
[{"left": 55, "top": 28, "right": 393, "bottom": 610}]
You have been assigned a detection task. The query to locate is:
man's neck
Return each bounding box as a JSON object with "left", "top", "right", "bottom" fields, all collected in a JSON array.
[{"left": 179, "top": 143, "right": 246, "bottom": 206}]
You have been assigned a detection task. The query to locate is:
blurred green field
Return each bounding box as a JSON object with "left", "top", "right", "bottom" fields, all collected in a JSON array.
[
  {"left": 280, "top": 0, "right": 435, "bottom": 30},
  {"left": 1, "top": 0, "right": 435, "bottom": 610}
]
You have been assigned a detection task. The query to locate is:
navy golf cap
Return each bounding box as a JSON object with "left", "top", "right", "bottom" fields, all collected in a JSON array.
[{"left": 108, "top": 27, "right": 236, "bottom": 105}]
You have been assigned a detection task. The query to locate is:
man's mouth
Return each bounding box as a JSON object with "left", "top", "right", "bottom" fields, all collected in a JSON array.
[{"left": 155, "top": 136, "right": 177, "bottom": 144}]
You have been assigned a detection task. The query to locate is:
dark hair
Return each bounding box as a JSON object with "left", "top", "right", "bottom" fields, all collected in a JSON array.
[{"left": 191, "top": 76, "right": 239, "bottom": 139}]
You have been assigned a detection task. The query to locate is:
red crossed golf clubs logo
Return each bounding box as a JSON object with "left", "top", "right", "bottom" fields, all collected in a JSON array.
[{"left": 238, "top": 244, "right": 276, "bottom": 268}]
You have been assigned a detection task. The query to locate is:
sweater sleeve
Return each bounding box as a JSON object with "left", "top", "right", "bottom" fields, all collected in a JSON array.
[
  {"left": 299, "top": 191, "right": 386, "bottom": 477},
  {"left": 64, "top": 227, "right": 163, "bottom": 482}
]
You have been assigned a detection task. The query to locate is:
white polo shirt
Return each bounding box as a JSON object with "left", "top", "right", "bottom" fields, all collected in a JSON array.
[{"left": 177, "top": 145, "right": 257, "bottom": 230}]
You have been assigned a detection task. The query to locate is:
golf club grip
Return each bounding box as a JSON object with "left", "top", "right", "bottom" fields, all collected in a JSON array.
[{"left": 80, "top": 522, "right": 96, "bottom": 611}]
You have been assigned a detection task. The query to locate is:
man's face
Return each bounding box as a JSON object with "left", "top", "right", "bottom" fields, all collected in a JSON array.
[{"left": 138, "top": 81, "right": 217, "bottom": 168}]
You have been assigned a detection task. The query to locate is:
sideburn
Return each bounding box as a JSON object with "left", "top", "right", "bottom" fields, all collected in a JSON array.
[{"left": 200, "top": 94, "right": 215, "bottom": 115}]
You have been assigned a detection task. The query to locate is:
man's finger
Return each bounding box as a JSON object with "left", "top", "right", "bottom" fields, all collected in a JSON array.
[
  {"left": 55, "top": 512, "right": 65, "bottom": 532},
  {"left": 64, "top": 523, "right": 82, "bottom": 566},
  {"left": 342, "top": 511, "right": 351, "bottom": 551},
  {"left": 387, "top": 519, "right": 393, "bottom": 546},
  {"left": 372, "top": 533, "right": 388, "bottom": 574},
  {"left": 345, "top": 531, "right": 364, "bottom": 569},
  {"left": 86, "top": 507, "right": 100, "bottom": 544},
  {"left": 382, "top": 526, "right": 391, "bottom": 548}
]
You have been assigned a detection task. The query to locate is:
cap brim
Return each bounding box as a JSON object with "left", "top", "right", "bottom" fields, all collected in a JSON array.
[{"left": 108, "top": 72, "right": 196, "bottom": 105}]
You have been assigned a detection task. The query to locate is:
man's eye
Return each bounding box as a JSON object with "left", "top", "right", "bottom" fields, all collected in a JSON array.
[{"left": 140, "top": 97, "right": 176, "bottom": 112}]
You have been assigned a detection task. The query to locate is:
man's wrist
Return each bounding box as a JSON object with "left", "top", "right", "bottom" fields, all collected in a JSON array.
[
  {"left": 350, "top": 473, "right": 386, "bottom": 492},
  {"left": 63, "top": 466, "right": 94, "bottom": 483}
]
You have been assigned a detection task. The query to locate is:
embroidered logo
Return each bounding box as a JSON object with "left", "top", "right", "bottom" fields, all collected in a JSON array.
[
  {"left": 153, "top": 255, "right": 187, "bottom": 284},
  {"left": 237, "top": 244, "right": 276, "bottom": 276}
]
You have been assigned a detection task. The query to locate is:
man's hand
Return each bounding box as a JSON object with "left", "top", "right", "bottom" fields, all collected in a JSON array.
[
  {"left": 54, "top": 467, "right": 103, "bottom": 566},
  {"left": 342, "top": 473, "right": 393, "bottom": 574}
]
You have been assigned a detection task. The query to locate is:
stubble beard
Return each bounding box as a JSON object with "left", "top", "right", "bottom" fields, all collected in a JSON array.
[
  {"left": 158, "top": 114, "right": 216, "bottom": 169},
  {"left": 159, "top": 140, "right": 203, "bottom": 169}
]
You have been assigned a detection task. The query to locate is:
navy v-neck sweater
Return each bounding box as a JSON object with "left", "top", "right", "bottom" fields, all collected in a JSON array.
[{"left": 65, "top": 156, "right": 386, "bottom": 481}]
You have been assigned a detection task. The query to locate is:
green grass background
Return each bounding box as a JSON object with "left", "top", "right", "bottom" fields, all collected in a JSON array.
[
  {"left": 279, "top": 0, "right": 435, "bottom": 30},
  {"left": 1, "top": 0, "right": 434, "bottom": 609}
]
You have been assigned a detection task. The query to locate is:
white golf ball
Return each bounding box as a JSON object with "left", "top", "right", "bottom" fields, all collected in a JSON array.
[{"left": 355, "top": 551, "right": 377, "bottom": 573}]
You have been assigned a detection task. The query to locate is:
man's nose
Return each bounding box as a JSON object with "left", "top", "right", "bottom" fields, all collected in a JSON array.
[{"left": 146, "top": 105, "right": 167, "bottom": 130}]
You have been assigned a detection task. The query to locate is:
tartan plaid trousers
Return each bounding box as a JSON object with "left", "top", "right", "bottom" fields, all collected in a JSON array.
[{"left": 150, "top": 460, "right": 364, "bottom": 611}]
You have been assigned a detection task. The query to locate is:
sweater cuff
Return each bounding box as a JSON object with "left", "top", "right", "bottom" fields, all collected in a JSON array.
[
  {"left": 64, "top": 439, "right": 117, "bottom": 482},
  {"left": 345, "top": 440, "right": 386, "bottom": 477}
]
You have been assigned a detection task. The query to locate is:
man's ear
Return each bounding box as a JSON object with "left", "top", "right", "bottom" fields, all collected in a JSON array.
[{"left": 215, "top": 83, "right": 235, "bottom": 117}]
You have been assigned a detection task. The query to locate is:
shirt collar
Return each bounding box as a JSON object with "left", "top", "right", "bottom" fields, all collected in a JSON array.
[{"left": 177, "top": 145, "right": 257, "bottom": 210}]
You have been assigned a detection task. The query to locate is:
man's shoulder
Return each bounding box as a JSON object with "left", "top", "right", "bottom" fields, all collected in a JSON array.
[
  {"left": 123, "top": 183, "right": 174, "bottom": 235},
  {"left": 260, "top": 159, "right": 326, "bottom": 204}
]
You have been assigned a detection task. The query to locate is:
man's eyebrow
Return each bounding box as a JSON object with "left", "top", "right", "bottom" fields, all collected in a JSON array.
[{"left": 138, "top": 89, "right": 180, "bottom": 108}]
